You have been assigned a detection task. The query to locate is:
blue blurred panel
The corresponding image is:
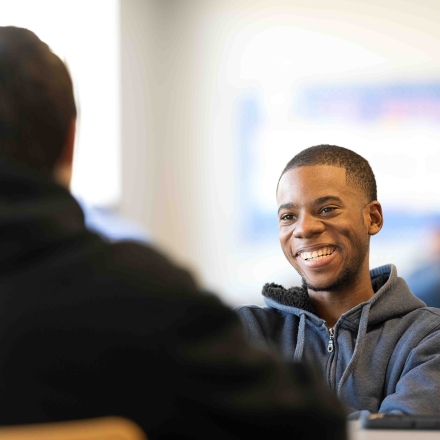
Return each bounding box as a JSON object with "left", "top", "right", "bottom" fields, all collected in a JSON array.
[
  {"left": 380, "top": 209, "right": 433, "bottom": 239},
  {"left": 235, "top": 90, "right": 269, "bottom": 242},
  {"left": 292, "top": 82, "right": 440, "bottom": 124}
]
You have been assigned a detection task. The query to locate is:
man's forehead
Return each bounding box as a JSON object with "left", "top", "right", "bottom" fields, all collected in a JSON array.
[{"left": 276, "top": 165, "right": 359, "bottom": 204}]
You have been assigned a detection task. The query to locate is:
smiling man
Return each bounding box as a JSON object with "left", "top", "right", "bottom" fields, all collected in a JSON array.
[{"left": 236, "top": 144, "right": 440, "bottom": 419}]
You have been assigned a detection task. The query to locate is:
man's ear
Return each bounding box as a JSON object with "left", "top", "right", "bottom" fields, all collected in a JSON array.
[{"left": 365, "top": 201, "right": 383, "bottom": 236}]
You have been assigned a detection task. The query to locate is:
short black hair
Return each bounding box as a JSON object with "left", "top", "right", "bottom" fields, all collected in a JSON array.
[
  {"left": 0, "top": 26, "right": 76, "bottom": 174},
  {"left": 278, "top": 144, "right": 377, "bottom": 202}
]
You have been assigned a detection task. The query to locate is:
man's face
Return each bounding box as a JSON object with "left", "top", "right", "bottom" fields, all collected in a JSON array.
[{"left": 277, "top": 165, "right": 375, "bottom": 292}]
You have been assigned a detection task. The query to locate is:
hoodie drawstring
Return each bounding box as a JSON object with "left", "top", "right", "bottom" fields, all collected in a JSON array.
[
  {"left": 294, "top": 313, "right": 306, "bottom": 361},
  {"left": 337, "top": 303, "right": 371, "bottom": 397}
]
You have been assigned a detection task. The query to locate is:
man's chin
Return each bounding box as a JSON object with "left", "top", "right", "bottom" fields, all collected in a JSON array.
[
  {"left": 304, "top": 280, "right": 340, "bottom": 292},
  {"left": 302, "top": 273, "right": 348, "bottom": 293},
  {"left": 294, "top": 265, "right": 354, "bottom": 293}
]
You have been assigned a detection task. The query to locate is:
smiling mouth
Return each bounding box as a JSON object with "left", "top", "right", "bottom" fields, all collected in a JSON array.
[{"left": 298, "top": 246, "right": 336, "bottom": 261}]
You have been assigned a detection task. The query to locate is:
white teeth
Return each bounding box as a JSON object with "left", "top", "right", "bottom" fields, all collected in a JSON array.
[{"left": 299, "top": 247, "right": 334, "bottom": 260}]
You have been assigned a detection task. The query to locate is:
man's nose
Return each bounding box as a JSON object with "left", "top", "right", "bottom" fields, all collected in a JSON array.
[{"left": 292, "top": 213, "right": 325, "bottom": 239}]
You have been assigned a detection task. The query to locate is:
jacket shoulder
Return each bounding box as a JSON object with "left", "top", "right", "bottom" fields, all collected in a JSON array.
[
  {"left": 235, "top": 304, "right": 284, "bottom": 319},
  {"left": 89, "top": 240, "right": 204, "bottom": 299}
]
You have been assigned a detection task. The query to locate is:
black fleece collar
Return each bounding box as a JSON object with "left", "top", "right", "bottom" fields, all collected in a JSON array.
[{"left": 262, "top": 281, "right": 316, "bottom": 313}]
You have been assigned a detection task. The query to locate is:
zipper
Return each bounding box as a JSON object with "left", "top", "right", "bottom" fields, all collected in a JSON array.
[
  {"left": 327, "top": 327, "right": 334, "bottom": 353},
  {"left": 326, "top": 326, "right": 336, "bottom": 390}
]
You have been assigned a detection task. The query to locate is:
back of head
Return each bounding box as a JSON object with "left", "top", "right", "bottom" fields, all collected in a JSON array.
[
  {"left": 279, "top": 144, "right": 377, "bottom": 202},
  {"left": 0, "top": 26, "right": 76, "bottom": 174}
]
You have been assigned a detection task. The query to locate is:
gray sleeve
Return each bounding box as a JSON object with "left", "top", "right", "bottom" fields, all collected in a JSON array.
[{"left": 377, "top": 327, "right": 440, "bottom": 415}]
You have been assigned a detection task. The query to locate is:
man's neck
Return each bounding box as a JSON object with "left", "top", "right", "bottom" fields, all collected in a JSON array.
[
  {"left": 53, "top": 164, "right": 72, "bottom": 190},
  {"left": 307, "top": 272, "right": 375, "bottom": 328}
]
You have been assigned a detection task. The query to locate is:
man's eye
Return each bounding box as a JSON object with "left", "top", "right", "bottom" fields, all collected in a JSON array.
[
  {"left": 280, "top": 214, "right": 294, "bottom": 221},
  {"left": 321, "top": 207, "right": 335, "bottom": 214}
]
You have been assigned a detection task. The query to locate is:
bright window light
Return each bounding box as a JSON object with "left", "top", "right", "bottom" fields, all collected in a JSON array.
[{"left": 0, "top": 0, "right": 120, "bottom": 207}]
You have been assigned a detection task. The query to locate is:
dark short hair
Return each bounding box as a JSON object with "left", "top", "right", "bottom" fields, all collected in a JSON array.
[
  {"left": 278, "top": 144, "right": 377, "bottom": 202},
  {"left": 0, "top": 26, "right": 76, "bottom": 174}
]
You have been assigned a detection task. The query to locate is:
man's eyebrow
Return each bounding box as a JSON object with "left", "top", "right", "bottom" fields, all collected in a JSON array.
[
  {"left": 278, "top": 202, "right": 296, "bottom": 214},
  {"left": 314, "top": 196, "right": 343, "bottom": 205}
]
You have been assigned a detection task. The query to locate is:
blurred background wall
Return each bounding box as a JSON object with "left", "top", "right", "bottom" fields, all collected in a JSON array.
[{"left": 2, "top": 0, "right": 440, "bottom": 306}]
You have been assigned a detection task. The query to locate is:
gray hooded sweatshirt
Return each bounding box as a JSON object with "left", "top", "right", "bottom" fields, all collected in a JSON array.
[{"left": 235, "top": 264, "right": 440, "bottom": 419}]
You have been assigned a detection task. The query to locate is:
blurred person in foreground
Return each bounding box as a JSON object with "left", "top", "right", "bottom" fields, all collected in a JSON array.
[
  {"left": 0, "top": 27, "right": 346, "bottom": 440},
  {"left": 235, "top": 145, "right": 440, "bottom": 420}
]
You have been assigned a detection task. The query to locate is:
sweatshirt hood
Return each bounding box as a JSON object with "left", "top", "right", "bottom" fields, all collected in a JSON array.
[
  {"left": 262, "top": 264, "right": 425, "bottom": 326},
  {"left": 0, "top": 157, "right": 87, "bottom": 271}
]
